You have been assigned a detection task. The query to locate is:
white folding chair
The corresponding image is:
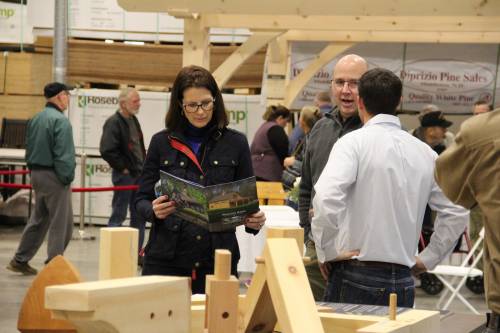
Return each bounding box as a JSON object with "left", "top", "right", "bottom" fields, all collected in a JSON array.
[{"left": 428, "top": 228, "right": 484, "bottom": 314}]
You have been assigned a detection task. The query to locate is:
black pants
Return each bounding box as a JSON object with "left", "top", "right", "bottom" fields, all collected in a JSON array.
[{"left": 142, "top": 264, "right": 209, "bottom": 294}]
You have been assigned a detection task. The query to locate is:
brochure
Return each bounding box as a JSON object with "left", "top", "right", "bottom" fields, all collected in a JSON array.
[{"left": 156, "top": 170, "right": 259, "bottom": 232}]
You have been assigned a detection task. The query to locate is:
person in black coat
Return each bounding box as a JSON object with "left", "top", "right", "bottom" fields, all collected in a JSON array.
[{"left": 135, "top": 65, "right": 266, "bottom": 293}]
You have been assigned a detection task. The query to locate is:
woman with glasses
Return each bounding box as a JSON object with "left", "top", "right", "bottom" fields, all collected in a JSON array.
[
  {"left": 135, "top": 65, "right": 266, "bottom": 293},
  {"left": 250, "top": 105, "right": 291, "bottom": 181}
]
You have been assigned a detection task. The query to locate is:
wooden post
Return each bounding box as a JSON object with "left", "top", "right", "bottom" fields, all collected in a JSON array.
[
  {"left": 266, "top": 227, "right": 304, "bottom": 253},
  {"left": 99, "top": 227, "right": 138, "bottom": 280},
  {"left": 183, "top": 16, "right": 210, "bottom": 69},
  {"left": 205, "top": 250, "right": 239, "bottom": 333},
  {"left": 264, "top": 238, "right": 325, "bottom": 333},
  {"left": 389, "top": 293, "right": 397, "bottom": 320}
]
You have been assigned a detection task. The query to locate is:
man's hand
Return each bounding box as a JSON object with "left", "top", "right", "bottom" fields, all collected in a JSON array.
[
  {"left": 319, "top": 261, "right": 332, "bottom": 281},
  {"left": 123, "top": 168, "right": 130, "bottom": 175},
  {"left": 411, "top": 256, "right": 428, "bottom": 276},
  {"left": 334, "top": 250, "right": 360, "bottom": 262}
]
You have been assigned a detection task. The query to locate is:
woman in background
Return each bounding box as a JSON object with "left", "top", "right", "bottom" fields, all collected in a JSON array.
[
  {"left": 250, "top": 105, "right": 290, "bottom": 181},
  {"left": 283, "top": 106, "right": 323, "bottom": 169},
  {"left": 135, "top": 65, "right": 265, "bottom": 293}
]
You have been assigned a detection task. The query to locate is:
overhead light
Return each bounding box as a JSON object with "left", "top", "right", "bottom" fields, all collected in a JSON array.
[
  {"left": 124, "top": 41, "right": 145, "bottom": 45},
  {"left": 104, "top": 39, "right": 114, "bottom": 44}
]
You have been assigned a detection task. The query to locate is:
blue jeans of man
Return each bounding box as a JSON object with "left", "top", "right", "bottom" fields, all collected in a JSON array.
[
  {"left": 108, "top": 169, "right": 145, "bottom": 250},
  {"left": 323, "top": 260, "right": 415, "bottom": 308}
]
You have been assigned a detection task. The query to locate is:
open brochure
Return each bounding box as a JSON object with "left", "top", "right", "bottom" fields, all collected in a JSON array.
[{"left": 156, "top": 170, "right": 259, "bottom": 232}]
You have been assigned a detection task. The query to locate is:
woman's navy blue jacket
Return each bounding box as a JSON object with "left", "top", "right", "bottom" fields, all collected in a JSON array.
[{"left": 135, "top": 126, "right": 258, "bottom": 272}]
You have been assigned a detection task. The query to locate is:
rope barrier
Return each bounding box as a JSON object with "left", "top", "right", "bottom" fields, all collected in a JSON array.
[
  {"left": 0, "top": 183, "right": 139, "bottom": 192},
  {"left": 0, "top": 183, "right": 32, "bottom": 189},
  {"left": 0, "top": 170, "right": 31, "bottom": 176}
]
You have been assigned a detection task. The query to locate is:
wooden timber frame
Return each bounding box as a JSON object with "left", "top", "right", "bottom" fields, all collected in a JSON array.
[
  {"left": 118, "top": 0, "right": 500, "bottom": 108},
  {"left": 40, "top": 228, "right": 440, "bottom": 333}
]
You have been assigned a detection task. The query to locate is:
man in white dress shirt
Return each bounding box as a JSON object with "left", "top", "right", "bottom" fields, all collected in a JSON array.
[{"left": 312, "top": 68, "right": 468, "bottom": 307}]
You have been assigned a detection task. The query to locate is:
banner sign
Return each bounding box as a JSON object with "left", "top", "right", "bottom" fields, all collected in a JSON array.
[
  {"left": 290, "top": 42, "right": 499, "bottom": 114},
  {"left": 0, "top": 0, "right": 33, "bottom": 44}
]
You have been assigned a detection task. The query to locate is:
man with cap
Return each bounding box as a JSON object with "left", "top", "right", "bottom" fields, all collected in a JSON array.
[
  {"left": 413, "top": 110, "right": 453, "bottom": 155},
  {"left": 412, "top": 110, "right": 454, "bottom": 257},
  {"left": 6, "top": 82, "right": 76, "bottom": 275}
]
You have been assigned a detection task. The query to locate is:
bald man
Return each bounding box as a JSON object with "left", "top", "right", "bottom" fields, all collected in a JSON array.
[
  {"left": 299, "top": 54, "right": 367, "bottom": 300},
  {"left": 312, "top": 68, "right": 467, "bottom": 307}
]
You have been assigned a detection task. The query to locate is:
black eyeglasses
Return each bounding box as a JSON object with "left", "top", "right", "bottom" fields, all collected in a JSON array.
[
  {"left": 331, "top": 79, "right": 359, "bottom": 90},
  {"left": 182, "top": 99, "right": 215, "bottom": 113}
]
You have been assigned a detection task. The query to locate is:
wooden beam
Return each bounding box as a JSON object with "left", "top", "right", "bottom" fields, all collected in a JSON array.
[
  {"left": 201, "top": 15, "right": 500, "bottom": 32},
  {"left": 266, "top": 227, "right": 304, "bottom": 253},
  {"left": 213, "top": 31, "right": 283, "bottom": 88},
  {"left": 99, "top": 227, "right": 138, "bottom": 280},
  {"left": 263, "top": 238, "right": 324, "bottom": 333},
  {"left": 283, "top": 42, "right": 353, "bottom": 108},
  {"left": 205, "top": 250, "right": 239, "bottom": 333},
  {"left": 45, "top": 276, "right": 191, "bottom": 333},
  {"left": 183, "top": 17, "right": 210, "bottom": 69},
  {"left": 283, "top": 30, "right": 500, "bottom": 44},
  {"left": 118, "top": 0, "right": 500, "bottom": 16},
  {"left": 263, "top": 36, "right": 289, "bottom": 106}
]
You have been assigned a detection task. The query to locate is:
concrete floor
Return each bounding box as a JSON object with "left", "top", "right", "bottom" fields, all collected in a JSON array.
[{"left": 0, "top": 224, "right": 490, "bottom": 333}]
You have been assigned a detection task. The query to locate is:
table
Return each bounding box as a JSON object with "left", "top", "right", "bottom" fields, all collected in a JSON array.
[
  {"left": 236, "top": 205, "right": 300, "bottom": 273},
  {"left": 0, "top": 148, "right": 26, "bottom": 165}
]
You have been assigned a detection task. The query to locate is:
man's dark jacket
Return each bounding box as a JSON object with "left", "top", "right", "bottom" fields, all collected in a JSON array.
[
  {"left": 298, "top": 107, "right": 362, "bottom": 240},
  {"left": 99, "top": 111, "right": 146, "bottom": 177}
]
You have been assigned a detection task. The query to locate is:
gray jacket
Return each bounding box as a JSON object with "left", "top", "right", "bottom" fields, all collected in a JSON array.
[{"left": 298, "top": 107, "right": 362, "bottom": 240}]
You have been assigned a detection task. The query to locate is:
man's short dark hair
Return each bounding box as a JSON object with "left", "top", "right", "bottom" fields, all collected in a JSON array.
[
  {"left": 474, "top": 99, "right": 493, "bottom": 111},
  {"left": 358, "top": 68, "right": 402, "bottom": 116}
]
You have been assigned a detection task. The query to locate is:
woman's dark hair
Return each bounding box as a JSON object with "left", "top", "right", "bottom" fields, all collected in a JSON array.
[
  {"left": 165, "top": 65, "right": 228, "bottom": 130},
  {"left": 262, "top": 105, "right": 291, "bottom": 121}
]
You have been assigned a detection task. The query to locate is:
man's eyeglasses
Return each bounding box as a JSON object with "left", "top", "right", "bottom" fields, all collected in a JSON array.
[
  {"left": 331, "top": 79, "right": 359, "bottom": 90},
  {"left": 182, "top": 99, "right": 215, "bottom": 113}
]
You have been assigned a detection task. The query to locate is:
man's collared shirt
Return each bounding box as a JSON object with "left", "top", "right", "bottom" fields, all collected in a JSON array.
[{"left": 312, "top": 114, "right": 468, "bottom": 269}]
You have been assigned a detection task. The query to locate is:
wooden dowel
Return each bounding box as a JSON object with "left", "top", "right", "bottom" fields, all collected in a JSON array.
[{"left": 389, "top": 293, "right": 397, "bottom": 320}]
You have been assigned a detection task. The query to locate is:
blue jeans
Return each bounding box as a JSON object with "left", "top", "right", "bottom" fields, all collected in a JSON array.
[
  {"left": 324, "top": 260, "right": 415, "bottom": 307},
  {"left": 108, "top": 169, "right": 145, "bottom": 250}
]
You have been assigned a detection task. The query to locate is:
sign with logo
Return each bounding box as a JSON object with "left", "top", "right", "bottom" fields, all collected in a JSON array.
[
  {"left": 0, "top": 1, "right": 33, "bottom": 44},
  {"left": 73, "top": 156, "right": 115, "bottom": 222},
  {"left": 290, "top": 42, "right": 499, "bottom": 113},
  {"left": 401, "top": 43, "right": 498, "bottom": 113}
]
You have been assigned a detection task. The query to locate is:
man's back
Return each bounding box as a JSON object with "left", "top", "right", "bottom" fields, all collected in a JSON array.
[
  {"left": 26, "top": 106, "right": 75, "bottom": 185},
  {"left": 344, "top": 115, "right": 435, "bottom": 265},
  {"left": 313, "top": 114, "right": 454, "bottom": 267}
]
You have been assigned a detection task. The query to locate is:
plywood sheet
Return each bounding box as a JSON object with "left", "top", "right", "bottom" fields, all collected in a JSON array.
[{"left": 5, "top": 52, "right": 52, "bottom": 95}]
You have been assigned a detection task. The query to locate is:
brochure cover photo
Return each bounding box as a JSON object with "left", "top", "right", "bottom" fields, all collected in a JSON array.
[{"left": 157, "top": 170, "right": 259, "bottom": 231}]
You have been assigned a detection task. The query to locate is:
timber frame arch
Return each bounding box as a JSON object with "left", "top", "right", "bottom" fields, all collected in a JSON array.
[{"left": 118, "top": 0, "right": 500, "bottom": 108}]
